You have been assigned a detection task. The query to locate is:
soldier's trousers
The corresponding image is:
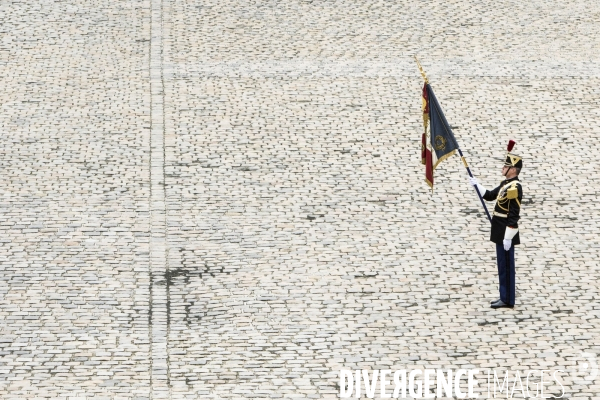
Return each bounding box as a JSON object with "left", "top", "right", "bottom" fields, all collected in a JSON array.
[{"left": 495, "top": 243, "right": 516, "bottom": 305}]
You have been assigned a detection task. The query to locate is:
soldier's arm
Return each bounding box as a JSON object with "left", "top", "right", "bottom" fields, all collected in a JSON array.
[
  {"left": 506, "top": 183, "right": 522, "bottom": 231},
  {"left": 482, "top": 184, "right": 501, "bottom": 202}
]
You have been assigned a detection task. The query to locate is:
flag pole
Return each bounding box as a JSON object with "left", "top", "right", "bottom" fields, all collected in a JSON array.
[
  {"left": 414, "top": 56, "right": 429, "bottom": 84},
  {"left": 414, "top": 57, "right": 492, "bottom": 223}
]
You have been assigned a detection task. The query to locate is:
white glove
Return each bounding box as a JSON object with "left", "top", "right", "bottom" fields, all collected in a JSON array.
[
  {"left": 503, "top": 227, "right": 518, "bottom": 251},
  {"left": 469, "top": 177, "right": 486, "bottom": 195}
]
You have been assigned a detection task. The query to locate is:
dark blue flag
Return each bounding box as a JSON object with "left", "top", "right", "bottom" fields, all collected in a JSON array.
[{"left": 426, "top": 84, "right": 459, "bottom": 170}]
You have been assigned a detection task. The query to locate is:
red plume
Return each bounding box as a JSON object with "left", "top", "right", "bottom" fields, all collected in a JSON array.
[{"left": 507, "top": 140, "right": 516, "bottom": 152}]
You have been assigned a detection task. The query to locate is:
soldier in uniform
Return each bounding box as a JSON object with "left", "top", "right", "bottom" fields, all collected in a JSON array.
[{"left": 469, "top": 152, "right": 523, "bottom": 309}]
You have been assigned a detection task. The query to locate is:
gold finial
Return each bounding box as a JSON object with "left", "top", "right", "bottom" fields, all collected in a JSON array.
[{"left": 414, "top": 56, "right": 429, "bottom": 84}]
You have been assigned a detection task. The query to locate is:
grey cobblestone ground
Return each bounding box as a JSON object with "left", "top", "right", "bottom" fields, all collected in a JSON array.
[
  {"left": 0, "top": 0, "right": 152, "bottom": 398},
  {"left": 1, "top": 0, "right": 599, "bottom": 399}
]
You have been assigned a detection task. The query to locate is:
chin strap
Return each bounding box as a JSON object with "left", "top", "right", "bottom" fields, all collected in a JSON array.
[{"left": 503, "top": 166, "right": 517, "bottom": 179}]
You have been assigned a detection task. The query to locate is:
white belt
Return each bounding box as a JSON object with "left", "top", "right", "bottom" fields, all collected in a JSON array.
[{"left": 493, "top": 211, "right": 507, "bottom": 218}]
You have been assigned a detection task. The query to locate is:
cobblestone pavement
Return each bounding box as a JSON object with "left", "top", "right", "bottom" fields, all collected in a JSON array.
[{"left": 1, "top": 0, "right": 600, "bottom": 399}]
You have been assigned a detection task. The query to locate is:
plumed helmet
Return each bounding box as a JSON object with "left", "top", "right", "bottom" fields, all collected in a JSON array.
[{"left": 504, "top": 140, "right": 523, "bottom": 168}]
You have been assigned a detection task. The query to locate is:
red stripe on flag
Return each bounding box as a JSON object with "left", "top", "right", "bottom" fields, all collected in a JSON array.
[
  {"left": 421, "top": 133, "right": 426, "bottom": 165},
  {"left": 425, "top": 148, "right": 433, "bottom": 188}
]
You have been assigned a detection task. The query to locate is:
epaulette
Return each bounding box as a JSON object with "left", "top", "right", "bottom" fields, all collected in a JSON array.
[{"left": 507, "top": 182, "right": 519, "bottom": 200}]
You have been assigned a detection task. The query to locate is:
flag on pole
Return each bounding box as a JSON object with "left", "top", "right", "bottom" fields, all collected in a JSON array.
[
  {"left": 420, "top": 82, "right": 459, "bottom": 188},
  {"left": 415, "top": 57, "right": 493, "bottom": 221}
]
